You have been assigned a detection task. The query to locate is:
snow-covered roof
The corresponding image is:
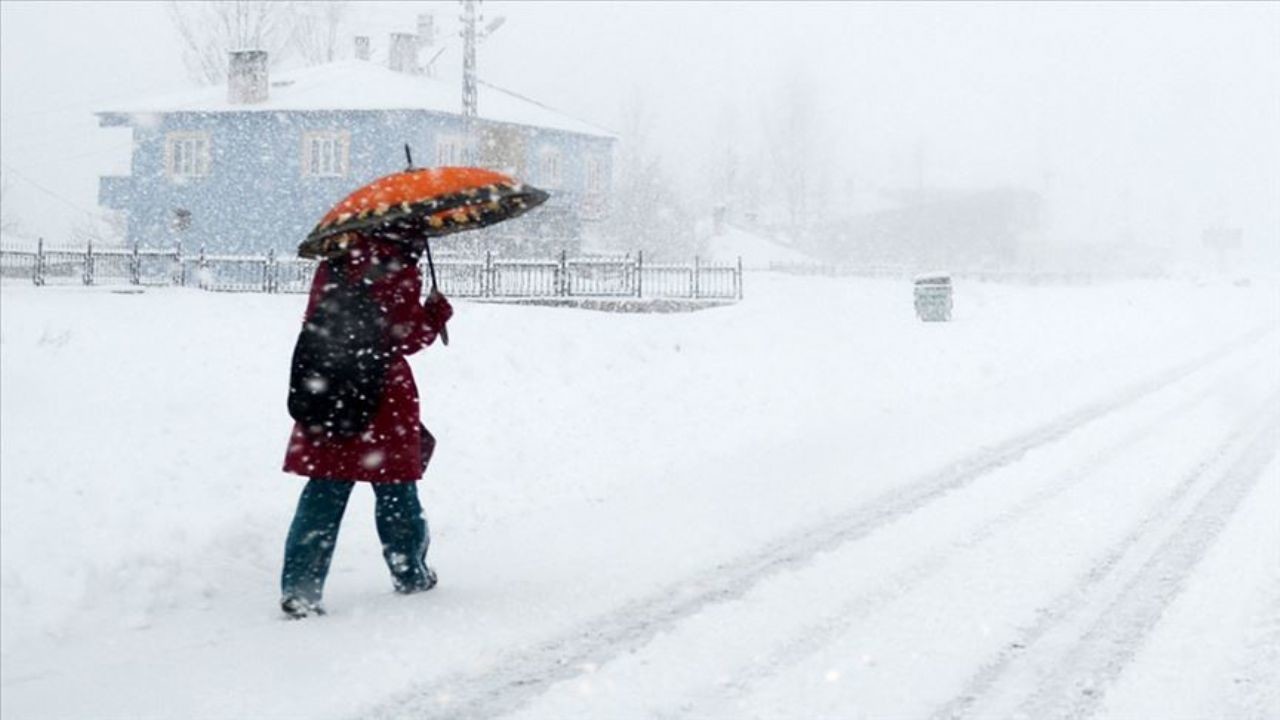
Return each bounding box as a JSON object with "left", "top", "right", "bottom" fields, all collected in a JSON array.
[
  {"left": 99, "top": 60, "right": 615, "bottom": 139},
  {"left": 913, "top": 272, "right": 952, "bottom": 283},
  {"left": 706, "top": 224, "right": 817, "bottom": 269}
]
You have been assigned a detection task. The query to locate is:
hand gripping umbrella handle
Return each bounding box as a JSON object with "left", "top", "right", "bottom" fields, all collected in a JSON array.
[{"left": 423, "top": 238, "right": 449, "bottom": 346}]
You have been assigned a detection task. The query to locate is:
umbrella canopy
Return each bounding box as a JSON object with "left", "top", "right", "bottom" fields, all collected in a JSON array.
[{"left": 299, "top": 166, "right": 550, "bottom": 260}]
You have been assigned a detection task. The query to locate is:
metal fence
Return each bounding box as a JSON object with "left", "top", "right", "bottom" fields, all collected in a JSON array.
[
  {"left": 1, "top": 242, "right": 743, "bottom": 301},
  {"left": 0, "top": 242, "right": 184, "bottom": 286}
]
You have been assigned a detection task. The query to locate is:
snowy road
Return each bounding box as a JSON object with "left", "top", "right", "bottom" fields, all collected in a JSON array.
[
  {"left": 2, "top": 275, "right": 1277, "bottom": 719},
  {"left": 374, "top": 323, "right": 1280, "bottom": 720}
]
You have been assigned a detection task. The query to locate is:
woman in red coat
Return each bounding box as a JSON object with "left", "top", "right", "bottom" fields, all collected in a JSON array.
[{"left": 280, "top": 233, "right": 452, "bottom": 618}]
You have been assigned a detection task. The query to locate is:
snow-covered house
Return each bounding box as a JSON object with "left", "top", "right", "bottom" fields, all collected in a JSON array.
[{"left": 96, "top": 49, "right": 615, "bottom": 255}]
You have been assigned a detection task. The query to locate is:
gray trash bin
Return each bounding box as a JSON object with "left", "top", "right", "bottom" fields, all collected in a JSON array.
[{"left": 914, "top": 272, "right": 952, "bottom": 322}]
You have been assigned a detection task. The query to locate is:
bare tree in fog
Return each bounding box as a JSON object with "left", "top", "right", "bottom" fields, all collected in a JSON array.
[
  {"left": 167, "top": 0, "right": 294, "bottom": 84},
  {"left": 0, "top": 174, "right": 19, "bottom": 235},
  {"left": 607, "top": 93, "right": 698, "bottom": 260},
  {"left": 706, "top": 103, "right": 764, "bottom": 233},
  {"left": 763, "top": 70, "right": 823, "bottom": 238},
  {"left": 68, "top": 209, "right": 126, "bottom": 247},
  {"left": 290, "top": 1, "right": 350, "bottom": 66}
]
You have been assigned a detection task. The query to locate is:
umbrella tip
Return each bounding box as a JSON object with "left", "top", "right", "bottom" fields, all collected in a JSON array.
[{"left": 405, "top": 143, "right": 413, "bottom": 170}]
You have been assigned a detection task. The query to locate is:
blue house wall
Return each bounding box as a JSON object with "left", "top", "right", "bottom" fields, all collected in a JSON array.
[{"left": 98, "top": 109, "right": 613, "bottom": 256}]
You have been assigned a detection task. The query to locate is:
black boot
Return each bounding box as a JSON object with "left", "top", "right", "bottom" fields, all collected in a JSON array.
[
  {"left": 281, "top": 596, "right": 327, "bottom": 619},
  {"left": 394, "top": 566, "right": 438, "bottom": 595}
]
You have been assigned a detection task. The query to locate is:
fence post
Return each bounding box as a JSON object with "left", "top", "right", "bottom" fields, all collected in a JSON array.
[
  {"left": 635, "top": 250, "right": 643, "bottom": 298},
  {"left": 558, "top": 249, "right": 568, "bottom": 297},
  {"left": 130, "top": 241, "right": 141, "bottom": 285},
  {"left": 82, "top": 240, "right": 92, "bottom": 285},
  {"left": 484, "top": 250, "right": 493, "bottom": 297},
  {"left": 692, "top": 255, "right": 700, "bottom": 299},
  {"left": 197, "top": 245, "right": 208, "bottom": 290},
  {"left": 173, "top": 242, "right": 184, "bottom": 287},
  {"left": 34, "top": 237, "right": 45, "bottom": 286},
  {"left": 737, "top": 256, "right": 744, "bottom": 300},
  {"left": 265, "top": 248, "right": 277, "bottom": 293}
]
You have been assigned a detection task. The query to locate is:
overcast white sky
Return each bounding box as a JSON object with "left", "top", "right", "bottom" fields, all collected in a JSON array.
[{"left": 2, "top": 1, "right": 1277, "bottom": 268}]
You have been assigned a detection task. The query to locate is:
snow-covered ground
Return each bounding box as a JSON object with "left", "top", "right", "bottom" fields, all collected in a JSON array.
[
  {"left": 704, "top": 224, "right": 816, "bottom": 269},
  {"left": 1, "top": 274, "right": 1277, "bottom": 719}
]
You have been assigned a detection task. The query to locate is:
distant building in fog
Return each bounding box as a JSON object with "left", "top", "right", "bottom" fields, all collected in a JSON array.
[{"left": 816, "top": 187, "right": 1044, "bottom": 270}]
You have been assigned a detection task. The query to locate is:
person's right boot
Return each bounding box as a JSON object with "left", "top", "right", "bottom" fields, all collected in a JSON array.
[{"left": 281, "top": 596, "right": 327, "bottom": 619}]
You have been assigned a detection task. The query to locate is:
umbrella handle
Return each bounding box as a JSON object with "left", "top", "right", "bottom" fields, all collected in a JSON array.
[{"left": 423, "top": 238, "right": 449, "bottom": 346}]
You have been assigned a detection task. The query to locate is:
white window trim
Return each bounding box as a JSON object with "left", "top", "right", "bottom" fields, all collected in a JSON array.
[
  {"left": 584, "top": 155, "right": 605, "bottom": 194},
  {"left": 581, "top": 155, "right": 607, "bottom": 220},
  {"left": 164, "top": 131, "right": 211, "bottom": 179},
  {"left": 539, "top": 147, "right": 562, "bottom": 188},
  {"left": 301, "top": 130, "right": 350, "bottom": 178},
  {"left": 435, "top": 134, "right": 467, "bottom": 166}
]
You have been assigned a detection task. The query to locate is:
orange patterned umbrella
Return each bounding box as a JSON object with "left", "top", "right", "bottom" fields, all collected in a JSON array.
[{"left": 298, "top": 147, "right": 549, "bottom": 260}]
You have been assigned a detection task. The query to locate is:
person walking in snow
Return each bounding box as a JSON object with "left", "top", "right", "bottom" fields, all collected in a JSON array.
[{"left": 279, "top": 232, "right": 452, "bottom": 619}]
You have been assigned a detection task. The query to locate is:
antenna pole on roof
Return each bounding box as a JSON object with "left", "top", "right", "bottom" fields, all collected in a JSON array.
[
  {"left": 461, "top": 0, "right": 479, "bottom": 121},
  {"left": 405, "top": 143, "right": 414, "bottom": 170},
  {"left": 459, "top": 0, "right": 506, "bottom": 162}
]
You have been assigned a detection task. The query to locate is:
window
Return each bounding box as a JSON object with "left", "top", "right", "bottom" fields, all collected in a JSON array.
[
  {"left": 584, "top": 156, "right": 605, "bottom": 194},
  {"left": 582, "top": 155, "right": 607, "bottom": 220},
  {"left": 435, "top": 134, "right": 468, "bottom": 166},
  {"left": 165, "top": 132, "right": 211, "bottom": 179},
  {"left": 539, "top": 148, "right": 562, "bottom": 187},
  {"left": 302, "top": 131, "right": 350, "bottom": 177}
]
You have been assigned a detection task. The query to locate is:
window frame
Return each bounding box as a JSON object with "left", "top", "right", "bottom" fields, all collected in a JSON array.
[
  {"left": 584, "top": 155, "right": 605, "bottom": 194},
  {"left": 435, "top": 133, "right": 468, "bottom": 167},
  {"left": 164, "top": 131, "right": 212, "bottom": 180},
  {"left": 539, "top": 147, "right": 562, "bottom": 188},
  {"left": 300, "top": 130, "right": 351, "bottom": 178}
]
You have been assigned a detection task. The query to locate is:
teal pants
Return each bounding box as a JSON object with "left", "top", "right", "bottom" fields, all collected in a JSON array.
[{"left": 281, "top": 478, "right": 432, "bottom": 604}]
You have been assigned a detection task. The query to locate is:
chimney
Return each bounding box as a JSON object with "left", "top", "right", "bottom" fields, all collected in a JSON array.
[
  {"left": 227, "top": 50, "right": 268, "bottom": 104},
  {"left": 354, "top": 36, "right": 371, "bottom": 61},
  {"left": 417, "top": 13, "right": 437, "bottom": 77},
  {"left": 416, "top": 14, "right": 436, "bottom": 48},
  {"left": 388, "top": 32, "right": 419, "bottom": 74}
]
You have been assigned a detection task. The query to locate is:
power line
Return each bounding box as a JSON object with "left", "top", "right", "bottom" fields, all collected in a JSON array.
[
  {"left": 2, "top": 126, "right": 131, "bottom": 157},
  {"left": 8, "top": 140, "right": 135, "bottom": 167},
  {"left": 0, "top": 162, "right": 100, "bottom": 218},
  {"left": 2, "top": 115, "right": 105, "bottom": 143}
]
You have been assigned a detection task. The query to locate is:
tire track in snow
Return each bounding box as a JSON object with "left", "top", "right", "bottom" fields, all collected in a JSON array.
[
  {"left": 936, "top": 393, "right": 1280, "bottom": 720},
  {"left": 1224, "top": 569, "right": 1280, "bottom": 720},
  {"left": 670, "top": 358, "right": 1275, "bottom": 720},
  {"left": 361, "top": 326, "right": 1275, "bottom": 720}
]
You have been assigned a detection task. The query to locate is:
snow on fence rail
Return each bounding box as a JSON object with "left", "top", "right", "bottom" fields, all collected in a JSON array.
[{"left": 1, "top": 242, "right": 743, "bottom": 301}]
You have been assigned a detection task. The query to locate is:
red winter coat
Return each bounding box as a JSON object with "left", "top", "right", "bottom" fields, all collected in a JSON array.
[{"left": 283, "top": 236, "right": 451, "bottom": 483}]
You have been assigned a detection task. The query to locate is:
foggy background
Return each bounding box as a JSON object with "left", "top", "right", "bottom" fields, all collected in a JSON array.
[{"left": 2, "top": 1, "right": 1277, "bottom": 273}]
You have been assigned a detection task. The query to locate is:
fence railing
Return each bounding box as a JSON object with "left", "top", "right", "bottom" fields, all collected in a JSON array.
[
  {"left": 1, "top": 242, "right": 744, "bottom": 301},
  {"left": 3, "top": 242, "right": 185, "bottom": 287}
]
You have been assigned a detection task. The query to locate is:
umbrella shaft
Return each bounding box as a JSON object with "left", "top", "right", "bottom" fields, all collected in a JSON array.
[{"left": 424, "top": 239, "right": 439, "bottom": 291}]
